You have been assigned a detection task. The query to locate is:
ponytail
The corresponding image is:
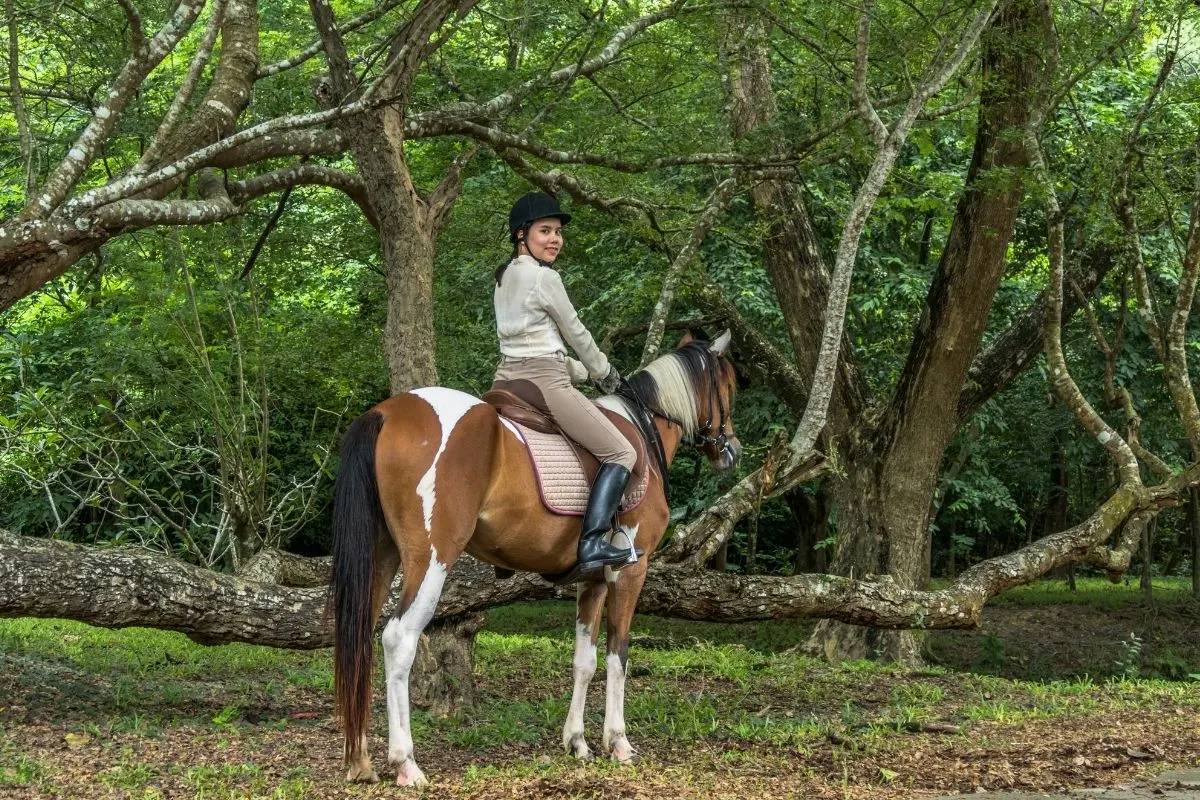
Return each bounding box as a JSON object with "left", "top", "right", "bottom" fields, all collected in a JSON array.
[
  {"left": 496, "top": 223, "right": 529, "bottom": 286},
  {"left": 495, "top": 243, "right": 520, "bottom": 286}
]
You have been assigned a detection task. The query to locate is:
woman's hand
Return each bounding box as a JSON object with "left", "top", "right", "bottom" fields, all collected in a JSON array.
[{"left": 595, "top": 365, "right": 622, "bottom": 394}]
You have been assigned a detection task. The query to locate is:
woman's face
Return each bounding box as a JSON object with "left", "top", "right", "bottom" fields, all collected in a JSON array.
[{"left": 518, "top": 217, "right": 564, "bottom": 263}]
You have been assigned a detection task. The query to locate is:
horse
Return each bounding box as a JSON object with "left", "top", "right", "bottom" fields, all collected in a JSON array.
[{"left": 328, "top": 330, "right": 743, "bottom": 786}]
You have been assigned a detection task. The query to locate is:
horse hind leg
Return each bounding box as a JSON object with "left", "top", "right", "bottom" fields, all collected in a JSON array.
[
  {"left": 563, "top": 581, "right": 608, "bottom": 759},
  {"left": 381, "top": 549, "right": 451, "bottom": 787}
]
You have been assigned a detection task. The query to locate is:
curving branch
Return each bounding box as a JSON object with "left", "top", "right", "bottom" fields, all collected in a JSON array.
[
  {"left": 1030, "top": 134, "right": 1142, "bottom": 486},
  {"left": 792, "top": 0, "right": 997, "bottom": 455},
  {"left": 439, "top": 118, "right": 792, "bottom": 173},
  {"left": 136, "top": 0, "right": 229, "bottom": 173},
  {"left": 1168, "top": 153, "right": 1200, "bottom": 455},
  {"left": 639, "top": 176, "right": 740, "bottom": 367},
  {"left": 22, "top": 0, "right": 207, "bottom": 220}
]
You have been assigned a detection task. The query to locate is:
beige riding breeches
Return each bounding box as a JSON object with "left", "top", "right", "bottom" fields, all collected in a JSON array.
[{"left": 492, "top": 355, "right": 637, "bottom": 470}]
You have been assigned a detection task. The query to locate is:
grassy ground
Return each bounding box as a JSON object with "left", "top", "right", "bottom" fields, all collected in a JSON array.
[{"left": 0, "top": 578, "right": 1197, "bottom": 799}]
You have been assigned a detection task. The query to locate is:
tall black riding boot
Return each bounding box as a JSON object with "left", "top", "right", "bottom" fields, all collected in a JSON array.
[{"left": 573, "top": 463, "right": 643, "bottom": 578}]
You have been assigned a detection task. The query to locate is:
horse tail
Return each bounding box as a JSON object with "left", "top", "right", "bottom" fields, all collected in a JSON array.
[{"left": 329, "top": 409, "right": 386, "bottom": 763}]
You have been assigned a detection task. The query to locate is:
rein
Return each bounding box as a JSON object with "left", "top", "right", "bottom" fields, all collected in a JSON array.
[{"left": 614, "top": 382, "right": 673, "bottom": 500}]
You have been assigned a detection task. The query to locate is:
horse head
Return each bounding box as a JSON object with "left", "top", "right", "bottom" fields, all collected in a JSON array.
[{"left": 676, "top": 329, "right": 743, "bottom": 472}]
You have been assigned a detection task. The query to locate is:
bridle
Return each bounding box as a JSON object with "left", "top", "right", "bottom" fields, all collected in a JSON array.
[
  {"left": 692, "top": 355, "right": 732, "bottom": 462},
  {"left": 614, "top": 350, "right": 734, "bottom": 500}
]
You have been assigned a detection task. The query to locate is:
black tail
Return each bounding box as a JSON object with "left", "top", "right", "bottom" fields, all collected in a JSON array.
[{"left": 329, "top": 409, "right": 386, "bottom": 763}]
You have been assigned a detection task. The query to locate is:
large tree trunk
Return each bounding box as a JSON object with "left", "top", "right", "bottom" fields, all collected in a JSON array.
[
  {"left": 308, "top": 0, "right": 477, "bottom": 709},
  {"left": 810, "top": 0, "right": 1042, "bottom": 664}
]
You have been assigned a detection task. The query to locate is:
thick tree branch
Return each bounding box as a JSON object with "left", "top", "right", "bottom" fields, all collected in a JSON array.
[
  {"left": 427, "top": 144, "right": 479, "bottom": 230},
  {"left": 853, "top": 0, "right": 888, "bottom": 147},
  {"left": 439, "top": 118, "right": 793, "bottom": 173},
  {"left": 794, "top": 0, "right": 997, "bottom": 455},
  {"left": 1032, "top": 135, "right": 1142, "bottom": 486},
  {"left": 1169, "top": 156, "right": 1200, "bottom": 456},
  {"left": 0, "top": 475, "right": 1160, "bottom": 645},
  {"left": 136, "top": 0, "right": 229, "bottom": 172},
  {"left": 22, "top": 0, "right": 207, "bottom": 220}
]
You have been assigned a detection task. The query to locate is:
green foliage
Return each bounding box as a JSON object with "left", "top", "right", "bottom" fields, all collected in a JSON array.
[{"left": 2, "top": 0, "right": 1197, "bottom": 582}]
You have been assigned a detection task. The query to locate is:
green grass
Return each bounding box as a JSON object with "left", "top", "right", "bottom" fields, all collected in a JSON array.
[
  {"left": 981, "top": 576, "right": 1196, "bottom": 608},
  {"left": 0, "top": 582, "right": 1197, "bottom": 797}
]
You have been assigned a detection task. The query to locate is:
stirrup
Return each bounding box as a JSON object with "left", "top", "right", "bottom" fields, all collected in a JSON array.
[{"left": 540, "top": 528, "right": 642, "bottom": 585}]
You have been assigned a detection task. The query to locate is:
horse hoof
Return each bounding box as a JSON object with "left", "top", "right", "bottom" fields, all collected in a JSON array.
[
  {"left": 395, "top": 761, "right": 428, "bottom": 787},
  {"left": 345, "top": 764, "right": 379, "bottom": 783},
  {"left": 565, "top": 740, "right": 594, "bottom": 761}
]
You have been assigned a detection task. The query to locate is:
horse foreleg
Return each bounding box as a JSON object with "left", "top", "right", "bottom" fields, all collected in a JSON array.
[
  {"left": 563, "top": 581, "right": 607, "bottom": 759},
  {"left": 381, "top": 556, "right": 448, "bottom": 787},
  {"left": 603, "top": 564, "right": 647, "bottom": 764}
]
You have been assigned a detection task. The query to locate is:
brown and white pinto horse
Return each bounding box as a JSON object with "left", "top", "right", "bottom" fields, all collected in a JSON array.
[{"left": 329, "top": 331, "right": 742, "bottom": 786}]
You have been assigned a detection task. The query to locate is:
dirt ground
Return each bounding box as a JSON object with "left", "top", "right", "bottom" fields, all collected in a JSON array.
[{"left": 0, "top": 598, "right": 1197, "bottom": 799}]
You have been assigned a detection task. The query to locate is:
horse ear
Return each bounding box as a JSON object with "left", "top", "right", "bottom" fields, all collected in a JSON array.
[
  {"left": 678, "top": 330, "right": 695, "bottom": 346},
  {"left": 709, "top": 329, "right": 732, "bottom": 356}
]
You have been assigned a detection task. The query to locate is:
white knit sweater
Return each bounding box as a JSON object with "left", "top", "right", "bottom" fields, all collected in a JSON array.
[{"left": 494, "top": 255, "right": 610, "bottom": 382}]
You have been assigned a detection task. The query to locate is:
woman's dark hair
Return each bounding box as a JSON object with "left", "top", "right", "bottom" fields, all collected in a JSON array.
[{"left": 495, "top": 225, "right": 527, "bottom": 286}]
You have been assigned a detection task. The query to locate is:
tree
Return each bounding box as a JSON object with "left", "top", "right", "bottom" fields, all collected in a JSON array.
[{"left": 2, "top": 0, "right": 1198, "bottom": 685}]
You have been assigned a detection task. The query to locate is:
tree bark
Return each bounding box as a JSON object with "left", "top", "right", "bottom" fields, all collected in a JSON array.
[
  {"left": 0, "top": 482, "right": 1153, "bottom": 644},
  {"left": 811, "top": 0, "right": 1041, "bottom": 664},
  {"left": 1191, "top": 486, "right": 1200, "bottom": 599}
]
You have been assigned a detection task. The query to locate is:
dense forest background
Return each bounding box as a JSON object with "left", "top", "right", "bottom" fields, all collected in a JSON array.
[{"left": 1, "top": 0, "right": 1198, "bottom": 647}]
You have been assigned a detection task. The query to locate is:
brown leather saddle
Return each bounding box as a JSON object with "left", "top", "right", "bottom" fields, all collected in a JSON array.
[{"left": 482, "top": 379, "right": 651, "bottom": 505}]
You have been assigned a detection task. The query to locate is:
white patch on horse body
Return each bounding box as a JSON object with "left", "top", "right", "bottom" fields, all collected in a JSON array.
[
  {"left": 603, "top": 651, "right": 633, "bottom": 762},
  {"left": 595, "top": 395, "right": 634, "bottom": 424},
  {"left": 382, "top": 547, "right": 448, "bottom": 785},
  {"left": 562, "top": 621, "right": 597, "bottom": 758},
  {"left": 411, "top": 387, "right": 483, "bottom": 533},
  {"left": 499, "top": 417, "right": 523, "bottom": 439}
]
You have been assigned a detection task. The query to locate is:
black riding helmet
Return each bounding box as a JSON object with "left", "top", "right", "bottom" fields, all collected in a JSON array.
[{"left": 508, "top": 192, "right": 571, "bottom": 243}]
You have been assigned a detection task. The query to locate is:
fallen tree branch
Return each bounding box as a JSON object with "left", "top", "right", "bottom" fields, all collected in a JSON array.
[{"left": 0, "top": 477, "right": 1165, "bottom": 647}]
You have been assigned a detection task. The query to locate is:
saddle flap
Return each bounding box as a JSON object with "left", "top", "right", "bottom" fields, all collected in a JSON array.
[{"left": 481, "top": 388, "right": 559, "bottom": 435}]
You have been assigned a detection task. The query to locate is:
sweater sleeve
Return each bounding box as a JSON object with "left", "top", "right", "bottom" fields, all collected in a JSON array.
[{"left": 537, "top": 269, "right": 610, "bottom": 379}]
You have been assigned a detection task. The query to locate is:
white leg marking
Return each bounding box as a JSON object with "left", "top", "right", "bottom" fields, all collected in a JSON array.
[
  {"left": 562, "top": 621, "right": 597, "bottom": 759},
  {"left": 411, "top": 387, "right": 484, "bottom": 532},
  {"left": 603, "top": 652, "right": 634, "bottom": 763},
  {"left": 382, "top": 550, "right": 448, "bottom": 787}
]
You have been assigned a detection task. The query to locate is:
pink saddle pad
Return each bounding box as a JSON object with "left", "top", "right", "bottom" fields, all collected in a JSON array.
[{"left": 503, "top": 420, "right": 650, "bottom": 516}]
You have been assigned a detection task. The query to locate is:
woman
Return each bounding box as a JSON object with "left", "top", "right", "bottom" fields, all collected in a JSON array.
[{"left": 492, "top": 191, "right": 641, "bottom": 580}]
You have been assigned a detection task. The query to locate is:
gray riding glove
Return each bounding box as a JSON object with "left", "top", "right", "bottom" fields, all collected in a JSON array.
[{"left": 595, "top": 365, "right": 622, "bottom": 394}]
